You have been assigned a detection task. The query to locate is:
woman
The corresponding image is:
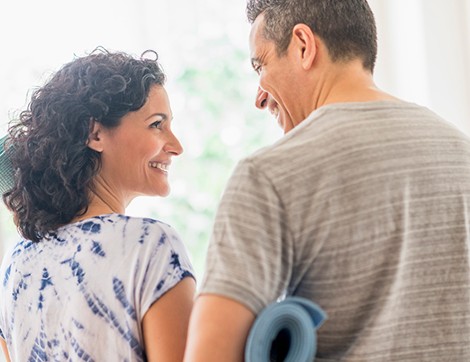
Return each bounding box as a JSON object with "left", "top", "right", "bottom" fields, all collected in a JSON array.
[{"left": 0, "top": 49, "right": 195, "bottom": 361}]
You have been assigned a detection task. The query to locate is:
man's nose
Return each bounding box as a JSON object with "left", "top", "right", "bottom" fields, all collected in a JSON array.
[{"left": 255, "top": 87, "right": 269, "bottom": 110}]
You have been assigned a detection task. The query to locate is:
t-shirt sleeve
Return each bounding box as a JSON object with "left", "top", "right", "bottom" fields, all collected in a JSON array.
[
  {"left": 139, "top": 223, "right": 195, "bottom": 318},
  {"left": 199, "top": 158, "right": 294, "bottom": 314}
]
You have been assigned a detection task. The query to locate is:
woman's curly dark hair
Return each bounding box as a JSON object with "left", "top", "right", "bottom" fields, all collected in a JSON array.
[{"left": 3, "top": 47, "right": 166, "bottom": 242}]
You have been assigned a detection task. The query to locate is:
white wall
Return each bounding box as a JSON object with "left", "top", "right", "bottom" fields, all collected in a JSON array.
[{"left": 369, "top": 0, "right": 470, "bottom": 134}]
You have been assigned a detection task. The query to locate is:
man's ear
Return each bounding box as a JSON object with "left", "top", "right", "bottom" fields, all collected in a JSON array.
[
  {"left": 292, "top": 23, "right": 317, "bottom": 70},
  {"left": 87, "top": 120, "right": 104, "bottom": 152}
]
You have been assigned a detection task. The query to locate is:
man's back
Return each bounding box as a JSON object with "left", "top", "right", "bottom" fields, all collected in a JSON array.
[{"left": 202, "top": 100, "right": 470, "bottom": 360}]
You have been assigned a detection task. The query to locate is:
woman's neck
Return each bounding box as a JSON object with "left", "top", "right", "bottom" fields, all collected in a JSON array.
[{"left": 73, "top": 175, "right": 127, "bottom": 222}]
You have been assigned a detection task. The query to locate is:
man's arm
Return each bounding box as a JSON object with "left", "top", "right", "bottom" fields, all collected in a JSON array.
[{"left": 184, "top": 294, "right": 256, "bottom": 362}]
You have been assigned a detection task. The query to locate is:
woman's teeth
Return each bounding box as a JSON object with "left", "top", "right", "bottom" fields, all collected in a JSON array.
[{"left": 149, "top": 161, "right": 168, "bottom": 172}]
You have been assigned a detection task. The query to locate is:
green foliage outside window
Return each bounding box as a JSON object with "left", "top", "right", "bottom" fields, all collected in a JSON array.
[{"left": 143, "top": 35, "right": 281, "bottom": 279}]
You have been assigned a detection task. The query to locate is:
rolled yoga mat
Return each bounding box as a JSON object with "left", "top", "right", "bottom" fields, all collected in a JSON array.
[
  {"left": 245, "top": 297, "right": 327, "bottom": 362},
  {"left": 0, "top": 135, "right": 15, "bottom": 195}
]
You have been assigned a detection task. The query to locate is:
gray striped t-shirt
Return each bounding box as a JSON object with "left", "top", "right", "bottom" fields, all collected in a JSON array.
[{"left": 200, "top": 100, "right": 470, "bottom": 361}]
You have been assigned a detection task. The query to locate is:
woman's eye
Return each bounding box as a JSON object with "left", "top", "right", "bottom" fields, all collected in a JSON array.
[{"left": 150, "top": 120, "right": 163, "bottom": 129}]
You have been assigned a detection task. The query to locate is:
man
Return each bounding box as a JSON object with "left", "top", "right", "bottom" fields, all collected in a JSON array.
[{"left": 185, "top": 0, "right": 470, "bottom": 360}]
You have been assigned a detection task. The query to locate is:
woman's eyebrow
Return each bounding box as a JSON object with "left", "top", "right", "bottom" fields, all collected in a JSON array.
[{"left": 145, "top": 112, "right": 168, "bottom": 121}]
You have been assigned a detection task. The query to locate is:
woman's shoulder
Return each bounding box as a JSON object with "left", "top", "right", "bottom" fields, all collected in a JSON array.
[
  {"left": 53, "top": 214, "right": 190, "bottom": 269},
  {"left": 108, "top": 213, "right": 178, "bottom": 238},
  {"left": 64, "top": 213, "right": 173, "bottom": 234},
  {"left": 55, "top": 213, "right": 183, "bottom": 251}
]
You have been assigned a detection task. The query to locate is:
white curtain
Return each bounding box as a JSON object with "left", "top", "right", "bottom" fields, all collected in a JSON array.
[{"left": 369, "top": 0, "right": 470, "bottom": 135}]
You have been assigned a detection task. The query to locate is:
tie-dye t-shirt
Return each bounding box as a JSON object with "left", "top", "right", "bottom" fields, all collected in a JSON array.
[{"left": 0, "top": 213, "right": 194, "bottom": 361}]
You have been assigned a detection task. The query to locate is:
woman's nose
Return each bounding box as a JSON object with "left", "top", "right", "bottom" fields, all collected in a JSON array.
[
  {"left": 255, "top": 87, "right": 269, "bottom": 110},
  {"left": 164, "top": 132, "right": 184, "bottom": 156}
]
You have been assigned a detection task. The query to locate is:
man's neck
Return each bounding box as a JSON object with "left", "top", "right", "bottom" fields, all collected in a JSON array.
[{"left": 310, "top": 60, "right": 399, "bottom": 113}]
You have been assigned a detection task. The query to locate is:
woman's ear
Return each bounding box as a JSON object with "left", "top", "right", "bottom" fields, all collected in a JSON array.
[
  {"left": 87, "top": 120, "right": 104, "bottom": 152},
  {"left": 292, "top": 23, "right": 317, "bottom": 70}
]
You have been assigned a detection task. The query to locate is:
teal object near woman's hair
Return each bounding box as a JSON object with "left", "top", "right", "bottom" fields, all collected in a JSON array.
[
  {"left": 245, "top": 297, "right": 327, "bottom": 362},
  {"left": 0, "top": 134, "right": 15, "bottom": 196}
]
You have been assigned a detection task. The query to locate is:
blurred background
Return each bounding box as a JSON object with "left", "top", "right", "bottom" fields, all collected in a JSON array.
[{"left": 0, "top": 0, "right": 469, "bottom": 313}]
